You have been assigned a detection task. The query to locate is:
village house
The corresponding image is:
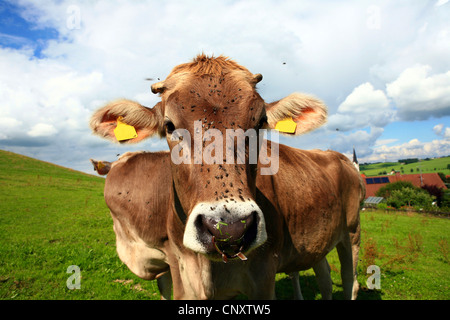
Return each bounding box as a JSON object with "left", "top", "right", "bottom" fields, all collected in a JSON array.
[{"left": 362, "top": 172, "right": 447, "bottom": 198}]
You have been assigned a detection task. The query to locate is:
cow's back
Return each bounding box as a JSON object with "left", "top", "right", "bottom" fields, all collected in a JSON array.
[
  {"left": 257, "top": 142, "right": 364, "bottom": 272},
  {"left": 105, "top": 151, "right": 172, "bottom": 280}
]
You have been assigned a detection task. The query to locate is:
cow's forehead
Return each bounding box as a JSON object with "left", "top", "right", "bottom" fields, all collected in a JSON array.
[
  {"left": 163, "top": 70, "right": 256, "bottom": 103},
  {"left": 156, "top": 55, "right": 260, "bottom": 103}
]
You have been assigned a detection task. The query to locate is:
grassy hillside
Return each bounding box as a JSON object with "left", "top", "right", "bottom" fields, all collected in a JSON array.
[
  {"left": 360, "top": 156, "right": 450, "bottom": 177},
  {"left": 0, "top": 150, "right": 449, "bottom": 300},
  {"left": 0, "top": 150, "right": 161, "bottom": 299}
]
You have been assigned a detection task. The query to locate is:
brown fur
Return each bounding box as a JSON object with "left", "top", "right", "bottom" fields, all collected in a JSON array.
[
  {"left": 102, "top": 144, "right": 364, "bottom": 299},
  {"left": 90, "top": 55, "right": 362, "bottom": 299}
]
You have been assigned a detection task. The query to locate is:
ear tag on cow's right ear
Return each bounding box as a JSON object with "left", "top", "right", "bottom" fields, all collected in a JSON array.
[
  {"left": 114, "top": 116, "right": 138, "bottom": 141},
  {"left": 275, "top": 117, "right": 297, "bottom": 133},
  {"left": 97, "top": 161, "right": 105, "bottom": 170}
]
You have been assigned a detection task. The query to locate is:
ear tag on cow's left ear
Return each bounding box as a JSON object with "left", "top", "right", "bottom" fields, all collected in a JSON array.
[
  {"left": 275, "top": 117, "right": 297, "bottom": 133},
  {"left": 114, "top": 116, "right": 138, "bottom": 141}
]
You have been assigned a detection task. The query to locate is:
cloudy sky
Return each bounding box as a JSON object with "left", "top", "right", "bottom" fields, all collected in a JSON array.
[{"left": 0, "top": 0, "right": 449, "bottom": 174}]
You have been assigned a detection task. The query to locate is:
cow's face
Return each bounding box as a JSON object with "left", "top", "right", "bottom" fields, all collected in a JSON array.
[
  {"left": 90, "top": 55, "right": 328, "bottom": 262},
  {"left": 152, "top": 59, "right": 268, "bottom": 261}
]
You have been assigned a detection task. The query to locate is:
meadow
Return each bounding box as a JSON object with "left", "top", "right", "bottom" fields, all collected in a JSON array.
[
  {"left": 0, "top": 150, "right": 449, "bottom": 300},
  {"left": 359, "top": 156, "right": 450, "bottom": 177}
]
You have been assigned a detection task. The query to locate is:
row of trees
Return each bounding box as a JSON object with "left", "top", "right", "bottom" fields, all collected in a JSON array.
[{"left": 375, "top": 181, "right": 450, "bottom": 212}]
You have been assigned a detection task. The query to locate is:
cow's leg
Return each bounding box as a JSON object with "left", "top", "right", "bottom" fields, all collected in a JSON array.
[
  {"left": 312, "top": 258, "right": 332, "bottom": 300},
  {"left": 157, "top": 272, "right": 172, "bottom": 300},
  {"left": 351, "top": 241, "right": 360, "bottom": 300},
  {"left": 288, "top": 272, "right": 303, "bottom": 300},
  {"left": 336, "top": 237, "right": 359, "bottom": 300}
]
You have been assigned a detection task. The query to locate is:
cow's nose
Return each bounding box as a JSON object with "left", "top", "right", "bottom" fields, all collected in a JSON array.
[
  {"left": 200, "top": 212, "right": 257, "bottom": 261},
  {"left": 183, "top": 201, "right": 267, "bottom": 260}
]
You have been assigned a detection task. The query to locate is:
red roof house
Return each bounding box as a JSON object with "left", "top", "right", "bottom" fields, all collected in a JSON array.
[{"left": 362, "top": 172, "right": 447, "bottom": 198}]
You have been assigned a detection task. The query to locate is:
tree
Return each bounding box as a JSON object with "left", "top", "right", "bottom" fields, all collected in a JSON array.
[
  {"left": 438, "top": 172, "right": 448, "bottom": 184},
  {"left": 387, "top": 187, "right": 435, "bottom": 209},
  {"left": 421, "top": 185, "right": 444, "bottom": 207},
  {"left": 376, "top": 181, "right": 416, "bottom": 199}
]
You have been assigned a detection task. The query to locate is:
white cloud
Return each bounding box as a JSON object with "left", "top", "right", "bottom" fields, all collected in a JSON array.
[
  {"left": 435, "top": 0, "right": 449, "bottom": 7},
  {"left": 328, "top": 82, "right": 393, "bottom": 132},
  {"left": 338, "top": 82, "right": 389, "bottom": 114},
  {"left": 27, "top": 123, "right": 57, "bottom": 137},
  {"left": 375, "top": 138, "right": 398, "bottom": 146},
  {"left": 433, "top": 123, "right": 444, "bottom": 135},
  {"left": 330, "top": 127, "right": 384, "bottom": 158},
  {"left": 386, "top": 65, "right": 450, "bottom": 121},
  {"left": 364, "top": 138, "right": 450, "bottom": 163},
  {"left": 433, "top": 123, "right": 450, "bottom": 139}
]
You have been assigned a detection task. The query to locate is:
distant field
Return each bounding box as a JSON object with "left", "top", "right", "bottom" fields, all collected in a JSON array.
[
  {"left": 1, "top": 150, "right": 449, "bottom": 300},
  {"left": 360, "top": 156, "right": 450, "bottom": 177}
]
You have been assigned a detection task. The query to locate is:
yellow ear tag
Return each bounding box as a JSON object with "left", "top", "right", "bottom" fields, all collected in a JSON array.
[
  {"left": 275, "top": 117, "right": 297, "bottom": 133},
  {"left": 114, "top": 116, "right": 138, "bottom": 141},
  {"left": 97, "top": 161, "right": 105, "bottom": 170}
]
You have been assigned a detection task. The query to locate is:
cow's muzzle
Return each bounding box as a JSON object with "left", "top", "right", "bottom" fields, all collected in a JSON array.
[
  {"left": 202, "top": 213, "right": 256, "bottom": 263},
  {"left": 183, "top": 201, "right": 267, "bottom": 261}
]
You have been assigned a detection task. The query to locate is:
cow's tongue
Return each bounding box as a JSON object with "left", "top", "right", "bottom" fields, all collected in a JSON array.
[{"left": 212, "top": 236, "right": 247, "bottom": 263}]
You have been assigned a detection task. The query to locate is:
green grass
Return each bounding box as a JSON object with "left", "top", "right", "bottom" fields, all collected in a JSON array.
[
  {"left": 1, "top": 150, "right": 449, "bottom": 300},
  {"left": 275, "top": 210, "right": 450, "bottom": 300},
  {"left": 360, "top": 156, "right": 450, "bottom": 177},
  {"left": 0, "top": 150, "right": 161, "bottom": 300}
]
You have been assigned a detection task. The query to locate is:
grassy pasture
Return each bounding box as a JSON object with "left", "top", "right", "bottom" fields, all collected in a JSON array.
[
  {"left": 0, "top": 150, "right": 449, "bottom": 300},
  {"left": 360, "top": 156, "right": 450, "bottom": 177}
]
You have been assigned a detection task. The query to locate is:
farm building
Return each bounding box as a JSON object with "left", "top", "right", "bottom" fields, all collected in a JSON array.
[{"left": 362, "top": 172, "right": 447, "bottom": 198}]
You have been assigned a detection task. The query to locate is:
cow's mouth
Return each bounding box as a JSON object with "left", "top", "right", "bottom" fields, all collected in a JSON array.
[
  {"left": 204, "top": 212, "right": 258, "bottom": 263},
  {"left": 212, "top": 235, "right": 247, "bottom": 263}
]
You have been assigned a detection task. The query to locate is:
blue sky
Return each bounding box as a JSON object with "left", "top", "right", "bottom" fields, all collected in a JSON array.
[
  {"left": 0, "top": 0, "right": 449, "bottom": 173},
  {"left": 0, "top": 2, "right": 57, "bottom": 56}
]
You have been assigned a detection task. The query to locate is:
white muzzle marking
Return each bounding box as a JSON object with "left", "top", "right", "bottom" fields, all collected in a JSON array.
[{"left": 183, "top": 200, "right": 267, "bottom": 256}]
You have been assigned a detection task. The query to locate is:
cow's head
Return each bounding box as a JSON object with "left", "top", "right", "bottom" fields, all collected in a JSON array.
[{"left": 90, "top": 55, "right": 327, "bottom": 262}]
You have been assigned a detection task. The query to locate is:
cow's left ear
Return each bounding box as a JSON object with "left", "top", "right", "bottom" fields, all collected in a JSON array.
[
  {"left": 90, "top": 100, "right": 165, "bottom": 143},
  {"left": 264, "top": 93, "right": 327, "bottom": 135}
]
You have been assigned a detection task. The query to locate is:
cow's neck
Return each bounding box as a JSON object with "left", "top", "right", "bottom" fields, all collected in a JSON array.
[{"left": 172, "top": 181, "right": 187, "bottom": 224}]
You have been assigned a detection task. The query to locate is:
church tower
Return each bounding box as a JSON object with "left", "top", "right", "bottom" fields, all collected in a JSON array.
[{"left": 352, "top": 147, "right": 360, "bottom": 172}]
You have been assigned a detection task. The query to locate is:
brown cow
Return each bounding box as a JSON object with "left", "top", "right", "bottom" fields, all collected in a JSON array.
[
  {"left": 90, "top": 159, "right": 112, "bottom": 176},
  {"left": 91, "top": 152, "right": 332, "bottom": 300},
  {"left": 91, "top": 152, "right": 173, "bottom": 299},
  {"left": 90, "top": 55, "right": 363, "bottom": 299}
]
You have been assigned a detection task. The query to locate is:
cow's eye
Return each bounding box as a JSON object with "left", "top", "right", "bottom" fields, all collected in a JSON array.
[
  {"left": 256, "top": 115, "right": 267, "bottom": 130},
  {"left": 164, "top": 120, "right": 175, "bottom": 134}
]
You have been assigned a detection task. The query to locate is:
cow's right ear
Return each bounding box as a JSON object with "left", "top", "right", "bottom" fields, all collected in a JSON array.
[{"left": 90, "top": 99, "right": 164, "bottom": 143}]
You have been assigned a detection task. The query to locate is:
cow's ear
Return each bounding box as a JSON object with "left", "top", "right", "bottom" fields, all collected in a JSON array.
[
  {"left": 90, "top": 99, "right": 164, "bottom": 143},
  {"left": 265, "top": 93, "right": 327, "bottom": 135}
]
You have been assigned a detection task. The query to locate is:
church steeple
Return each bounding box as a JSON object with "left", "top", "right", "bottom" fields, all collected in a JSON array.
[{"left": 352, "top": 147, "right": 359, "bottom": 172}]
